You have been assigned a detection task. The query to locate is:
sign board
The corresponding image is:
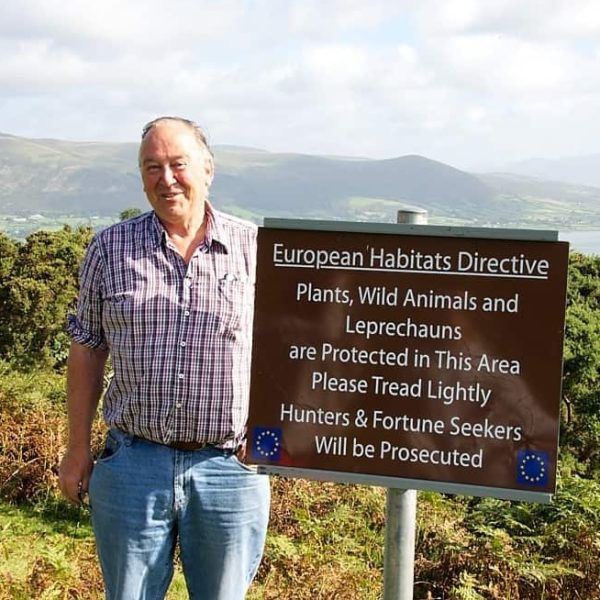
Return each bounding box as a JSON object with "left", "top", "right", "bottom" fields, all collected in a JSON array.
[{"left": 247, "top": 220, "right": 569, "bottom": 503}]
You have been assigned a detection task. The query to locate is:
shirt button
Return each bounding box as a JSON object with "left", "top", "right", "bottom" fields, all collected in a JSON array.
[
  {"left": 185, "top": 280, "right": 192, "bottom": 288},
  {"left": 184, "top": 310, "right": 190, "bottom": 317},
  {"left": 180, "top": 341, "right": 186, "bottom": 347},
  {"left": 178, "top": 373, "right": 184, "bottom": 379},
  {"left": 176, "top": 402, "right": 182, "bottom": 408}
]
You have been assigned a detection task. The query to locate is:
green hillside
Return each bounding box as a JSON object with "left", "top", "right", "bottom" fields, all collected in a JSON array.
[{"left": 2, "top": 132, "right": 600, "bottom": 230}]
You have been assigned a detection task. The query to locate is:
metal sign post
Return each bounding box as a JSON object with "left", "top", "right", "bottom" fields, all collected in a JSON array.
[
  {"left": 384, "top": 487, "right": 417, "bottom": 598},
  {"left": 383, "top": 209, "right": 427, "bottom": 600}
]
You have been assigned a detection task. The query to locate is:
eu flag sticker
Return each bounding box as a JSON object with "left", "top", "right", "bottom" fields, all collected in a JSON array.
[
  {"left": 516, "top": 450, "right": 550, "bottom": 487},
  {"left": 251, "top": 427, "right": 282, "bottom": 462}
]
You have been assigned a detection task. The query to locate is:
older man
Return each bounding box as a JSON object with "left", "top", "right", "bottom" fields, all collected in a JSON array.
[{"left": 59, "top": 117, "right": 270, "bottom": 600}]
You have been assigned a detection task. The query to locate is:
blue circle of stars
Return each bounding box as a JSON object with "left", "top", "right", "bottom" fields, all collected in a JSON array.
[
  {"left": 254, "top": 429, "right": 281, "bottom": 458},
  {"left": 519, "top": 452, "right": 546, "bottom": 484}
]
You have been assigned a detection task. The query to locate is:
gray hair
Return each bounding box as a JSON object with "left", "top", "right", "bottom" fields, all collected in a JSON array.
[{"left": 139, "top": 116, "right": 213, "bottom": 165}]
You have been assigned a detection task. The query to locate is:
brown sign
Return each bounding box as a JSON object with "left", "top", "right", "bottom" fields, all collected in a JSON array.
[{"left": 247, "top": 225, "right": 569, "bottom": 498}]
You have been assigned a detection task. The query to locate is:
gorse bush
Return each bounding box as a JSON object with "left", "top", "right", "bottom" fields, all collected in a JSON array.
[
  {"left": 562, "top": 252, "right": 600, "bottom": 476},
  {"left": 0, "top": 226, "right": 93, "bottom": 370}
]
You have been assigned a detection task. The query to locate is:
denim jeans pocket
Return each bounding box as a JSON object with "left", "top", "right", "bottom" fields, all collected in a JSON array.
[
  {"left": 95, "top": 429, "right": 126, "bottom": 464},
  {"left": 230, "top": 453, "right": 259, "bottom": 473}
]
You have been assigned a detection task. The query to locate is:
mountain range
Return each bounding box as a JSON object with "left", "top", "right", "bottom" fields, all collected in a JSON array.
[
  {"left": 2, "top": 131, "right": 600, "bottom": 230},
  {"left": 486, "top": 155, "right": 600, "bottom": 189}
]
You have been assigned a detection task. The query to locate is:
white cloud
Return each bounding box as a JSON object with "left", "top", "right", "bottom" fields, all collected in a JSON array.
[
  {"left": 415, "top": 0, "right": 600, "bottom": 38},
  {"left": 289, "top": 0, "right": 402, "bottom": 35},
  {"left": 0, "top": 0, "right": 246, "bottom": 49},
  {"left": 0, "top": 0, "right": 600, "bottom": 165}
]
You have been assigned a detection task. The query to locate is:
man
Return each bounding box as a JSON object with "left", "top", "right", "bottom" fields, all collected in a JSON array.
[{"left": 59, "top": 116, "right": 270, "bottom": 600}]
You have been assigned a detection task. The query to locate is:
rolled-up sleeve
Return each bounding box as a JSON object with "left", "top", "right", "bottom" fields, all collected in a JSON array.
[{"left": 66, "top": 236, "right": 108, "bottom": 350}]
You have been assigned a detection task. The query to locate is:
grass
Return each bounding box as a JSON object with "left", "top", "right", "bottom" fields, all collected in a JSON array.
[
  {"left": 0, "top": 501, "right": 192, "bottom": 599},
  {"left": 250, "top": 479, "right": 385, "bottom": 600},
  {"left": 0, "top": 480, "right": 386, "bottom": 600},
  {"left": 2, "top": 473, "right": 600, "bottom": 599},
  {"left": 0, "top": 501, "right": 100, "bottom": 599}
]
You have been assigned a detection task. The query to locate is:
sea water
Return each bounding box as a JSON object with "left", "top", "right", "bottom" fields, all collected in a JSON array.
[{"left": 559, "top": 231, "right": 600, "bottom": 255}]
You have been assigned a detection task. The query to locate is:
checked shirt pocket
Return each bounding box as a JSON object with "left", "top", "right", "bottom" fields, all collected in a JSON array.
[{"left": 217, "top": 276, "right": 252, "bottom": 333}]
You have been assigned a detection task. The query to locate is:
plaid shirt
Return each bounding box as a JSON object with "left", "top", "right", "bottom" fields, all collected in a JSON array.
[{"left": 67, "top": 207, "right": 257, "bottom": 446}]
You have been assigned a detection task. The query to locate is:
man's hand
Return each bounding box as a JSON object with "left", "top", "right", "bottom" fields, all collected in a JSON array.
[{"left": 59, "top": 447, "right": 94, "bottom": 504}]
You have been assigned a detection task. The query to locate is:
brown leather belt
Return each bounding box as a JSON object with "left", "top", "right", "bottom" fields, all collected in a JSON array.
[
  {"left": 167, "top": 441, "right": 215, "bottom": 451},
  {"left": 166, "top": 440, "right": 247, "bottom": 461}
]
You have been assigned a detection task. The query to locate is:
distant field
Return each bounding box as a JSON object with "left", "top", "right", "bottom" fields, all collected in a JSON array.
[
  {"left": 2, "top": 204, "right": 600, "bottom": 244},
  {"left": 0, "top": 214, "right": 116, "bottom": 240}
]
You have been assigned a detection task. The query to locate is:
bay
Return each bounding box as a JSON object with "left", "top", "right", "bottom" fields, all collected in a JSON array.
[{"left": 559, "top": 230, "right": 600, "bottom": 255}]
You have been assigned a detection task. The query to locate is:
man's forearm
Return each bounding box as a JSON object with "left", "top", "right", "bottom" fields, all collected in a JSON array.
[
  {"left": 59, "top": 341, "right": 109, "bottom": 502},
  {"left": 66, "top": 341, "right": 108, "bottom": 448}
]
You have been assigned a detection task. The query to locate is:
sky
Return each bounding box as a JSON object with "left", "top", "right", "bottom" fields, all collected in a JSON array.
[{"left": 1, "top": 0, "right": 600, "bottom": 169}]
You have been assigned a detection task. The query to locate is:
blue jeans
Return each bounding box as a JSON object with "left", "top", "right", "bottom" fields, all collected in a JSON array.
[{"left": 88, "top": 429, "right": 270, "bottom": 600}]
